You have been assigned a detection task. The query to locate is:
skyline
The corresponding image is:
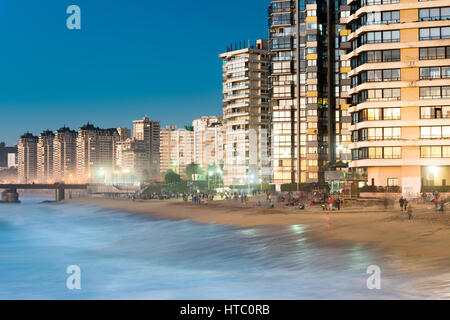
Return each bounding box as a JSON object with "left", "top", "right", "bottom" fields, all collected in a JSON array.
[{"left": 0, "top": 0, "right": 269, "bottom": 145}]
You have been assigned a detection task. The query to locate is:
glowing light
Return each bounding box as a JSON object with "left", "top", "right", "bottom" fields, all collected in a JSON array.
[
  {"left": 97, "top": 168, "right": 105, "bottom": 177},
  {"left": 428, "top": 166, "right": 440, "bottom": 175}
]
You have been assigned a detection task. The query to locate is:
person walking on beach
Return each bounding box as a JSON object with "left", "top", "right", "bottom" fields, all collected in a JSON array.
[
  {"left": 399, "top": 197, "right": 405, "bottom": 211},
  {"left": 328, "top": 197, "right": 334, "bottom": 211},
  {"left": 407, "top": 205, "right": 413, "bottom": 220},
  {"left": 434, "top": 195, "right": 439, "bottom": 209},
  {"left": 403, "top": 199, "right": 408, "bottom": 212},
  {"left": 335, "top": 198, "right": 341, "bottom": 211}
]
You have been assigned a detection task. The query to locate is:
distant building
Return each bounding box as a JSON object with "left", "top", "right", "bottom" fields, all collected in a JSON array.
[
  {"left": 121, "top": 149, "right": 149, "bottom": 182},
  {"left": 18, "top": 133, "right": 38, "bottom": 183},
  {"left": 219, "top": 39, "right": 271, "bottom": 186},
  {"left": 76, "top": 123, "right": 119, "bottom": 182},
  {"left": 117, "top": 127, "right": 131, "bottom": 141},
  {"left": 37, "top": 130, "right": 55, "bottom": 183},
  {"left": 160, "top": 126, "right": 194, "bottom": 178},
  {"left": 53, "top": 126, "right": 77, "bottom": 182},
  {"left": 133, "top": 117, "right": 161, "bottom": 179},
  {"left": 0, "top": 142, "right": 17, "bottom": 168},
  {"left": 192, "top": 116, "right": 224, "bottom": 170},
  {"left": 7, "top": 153, "right": 17, "bottom": 168},
  {"left": 115, "top": 138, "right": 148, "bottom": 178}
]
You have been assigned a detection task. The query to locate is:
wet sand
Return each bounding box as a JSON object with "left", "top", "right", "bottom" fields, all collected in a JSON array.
[{"left": 64, "top": 197, "right": 450, "bottom": 275}]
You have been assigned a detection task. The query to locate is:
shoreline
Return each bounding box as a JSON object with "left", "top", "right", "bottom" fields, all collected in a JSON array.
[{"left": 64, "top": 197, "right": 450, "bottom": 275}]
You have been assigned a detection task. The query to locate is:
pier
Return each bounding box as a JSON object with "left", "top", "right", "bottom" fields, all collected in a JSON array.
[{"left": 0, "top": 184, "right": 88, "bottom": 203}]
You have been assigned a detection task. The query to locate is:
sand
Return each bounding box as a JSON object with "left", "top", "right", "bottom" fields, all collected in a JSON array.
[{"left": 64, "top": 196, "right": 450, "bottom": 274}]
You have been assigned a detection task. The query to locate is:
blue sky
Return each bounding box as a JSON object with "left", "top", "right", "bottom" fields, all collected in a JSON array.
[{"left": 0, "top": 0, "right": 269, "bottom": 145}]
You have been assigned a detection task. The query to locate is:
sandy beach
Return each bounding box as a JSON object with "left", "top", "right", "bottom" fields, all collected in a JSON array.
[{"left": 65, "top": 197, "right": 450, "bottom": 275}]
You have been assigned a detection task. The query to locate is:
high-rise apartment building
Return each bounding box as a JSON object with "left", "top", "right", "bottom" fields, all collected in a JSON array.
[
  {"left": 160, "top": 126, "right": 194, "bottom": 178},
  {"left": 53, "top": 126, "right": 77, "bottom": 182},
  {"left": 219, "top": 39, "right": 271, "bottom": 186},
  {"left": 133, "top": 117, "right": 161, "bottom": 179},
  {"left": 76, "top": 124, "right": 119, "bottom": 182},
  {"left": 268, "top": 0, "right": 351, "bottom": 189},
  {"left": 18, "top": 133, "right": 38, "bottom": 183},
  {"left": 341, "top": 0, "right": 450, "bottom": 195},
  {"left": 192, "top": 116, "right": 224, "bottom": 170},
  {"left": 37, "top": 130, "right": 55, "bottom": 183}
]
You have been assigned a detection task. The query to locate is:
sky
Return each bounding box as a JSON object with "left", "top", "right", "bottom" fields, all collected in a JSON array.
[{"left": 0, "top": 0, "right": 269, "bottom": 145}]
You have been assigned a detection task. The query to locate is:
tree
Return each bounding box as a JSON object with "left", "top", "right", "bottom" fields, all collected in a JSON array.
[
  {"left": 185, "top": 163, "right": 202, "bottom": 180},
  {"left": 165, "top": 170, "right": 181, "bottom": 184}
]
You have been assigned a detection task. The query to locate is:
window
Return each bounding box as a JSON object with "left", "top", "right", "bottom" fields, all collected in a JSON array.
[
  {"left": 419, "top": 47, "right": 450, "bottom": 60},
  {"left": 360, "top": 0, "right": 399, "bottom": 5},
  {"left": 444, "top": 146, "right": 450, "bottom": 158},
  {"left": 270, "top": 1, "right": 292, "bottom": 13},
  {"left": 384, "top": 108, "right": 401, "bottom": 120},
  {"left": 368, "top": 128, "right": 383, "bottom": 140},
  {"left": 420, "top": 126, "right": 450, "bottom": 138},
  {"left": 420, "top": 86, "right": 450, "bottom": 99},
  {"left": 366, "top": 69, "right": 400, "bottom": 83},
  {"left": 420, "top": 67, "right": 450, "bottom": 79},
  {"left": 419, "top": 7, "right": 450, "bottom": 21},
  {"left": 271, "top": 38, "right": 292, "bottom": 50},
  {"left": 387, "top": 178, "right": 398, "bottom": 187},
  {"left": 366, "top": 11, "right": 400, "bottom": 25},
  {"left": 423, "top": 106, "right": 450, "bottom": 119},
  {"left": 367, "top": 88, "right": 401, "bottom": 101},
  {"left": 420, "top": 27, "right": 450, "bottom": 40},
  {"left": 363, "top": 30, "right": 400, "bottom": 44},
  {"left": 384, "top": 127, "right": 401, "bottom": 140},
  {"left": 271, "top": 14, "right": 292, "bottom": 26},
  {"left": 365, "top": 147, "right": 401, "bottom": 159},
  {"left": 367, "top": 108, "right": 383, "bottom": 120},
  {"left": 421, "top": 146, "right": 444, "bottom": 158},
  {"left": 369, "top": 147, "right": 383, "bottom": 159}
]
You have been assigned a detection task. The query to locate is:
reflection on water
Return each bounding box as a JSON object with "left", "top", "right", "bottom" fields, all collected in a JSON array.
[{"left": 0, "top": 198, "right": 443, "bottom": 299}]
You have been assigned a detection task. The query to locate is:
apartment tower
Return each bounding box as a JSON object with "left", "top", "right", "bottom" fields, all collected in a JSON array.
[
  {"left": 17, "top": 133, "right": 38, "bottom": 183},
  {"left": 219, "top": 39, "right": 271, "bottom": 186},
  {"left": 268, "top": 0, "right": 351, "bottom": 189},
  {"left": 37, "top": 130, "right": 55, "bottom": 183},
  {"left": 160, "top": 126, "right": 195, "bottom": 178},
  {"left": 192, "top": 116, "right": 224, "bottom": 170},
  {"left": 341, "top": 0, "right": 450, "bottom": 195},
  {"left": 133, "top": 117, "right": 161, "bottom": 179},
  {"left": 76, "top": 123, "right": 119, "bottom": 182},
  {"left": 53, "top": 126, "right": 77, "bottom": 182}
]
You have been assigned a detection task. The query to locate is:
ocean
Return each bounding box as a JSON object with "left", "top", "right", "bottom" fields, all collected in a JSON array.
[{"left": 0, "top": 198, "right": 439, "bottom": 299}]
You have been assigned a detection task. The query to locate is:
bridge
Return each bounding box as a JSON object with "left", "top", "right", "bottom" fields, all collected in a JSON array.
[{"left": 0, "top": 184, "right": 88, "bottom": 203}]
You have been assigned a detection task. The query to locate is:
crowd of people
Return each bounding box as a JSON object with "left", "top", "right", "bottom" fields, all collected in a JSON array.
[{"left": 135, "top": 186, "right": 448, "bottom": 218}]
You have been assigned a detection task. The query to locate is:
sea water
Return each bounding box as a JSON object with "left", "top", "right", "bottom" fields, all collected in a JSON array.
[{"left": 0, "top": 198, "right": 441, "bottom": 299}]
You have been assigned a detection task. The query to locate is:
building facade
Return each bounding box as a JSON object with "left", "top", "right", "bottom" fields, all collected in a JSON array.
[
  {"left": 341, "top": 0, "right": 450, "bottom": 195},
  {"left": 192, "top": 116, "right": 224, "bottom": 170},
  {"left": 117, "top": 127, "right": 131, "bottom": 141},
  {"left": 268, "top": 0, "right": 351, "bottom": 189},
  {"left": 18, "top": 133, "right": 38, "bottom": 183},
  {"left": 37, "top": 130, "right": 55, "bottom": 183},
  {"left": 0, "top": 142, "right": 17, "bottom": 169},
  {"left": 219, "top": 39, "right": 271, "bottom": 186},
  {"left": 160, "top": 126, "right": 194, "bottom": 178},
  {"left": 76, "top": 124, "right": 119, "bottom": 183},
  {"left": 53, "top": 126, "right": 77, "bottom": 182},
  {"left": 133, "top": 117, "right": 161, "bottom": 179}
]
